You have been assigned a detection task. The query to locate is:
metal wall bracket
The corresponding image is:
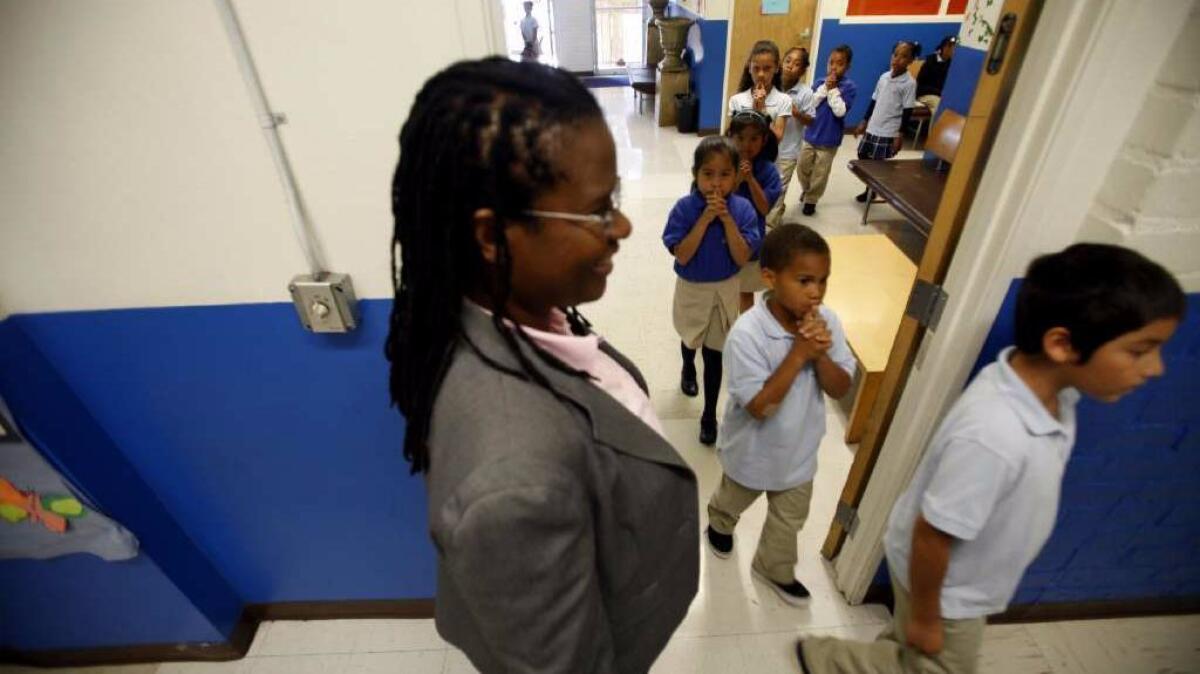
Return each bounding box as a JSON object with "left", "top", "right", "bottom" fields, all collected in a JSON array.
[
  {"left": 835, "top": 501, "right": 860, "bottom": 537},
  {"left": 905, "top": 280, "right": 949, "bottom": 331}
]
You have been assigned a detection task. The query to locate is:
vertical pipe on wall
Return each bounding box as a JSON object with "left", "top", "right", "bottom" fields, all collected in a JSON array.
[{"left": 214, "top": 0, "right": 328, "bottom": 277}]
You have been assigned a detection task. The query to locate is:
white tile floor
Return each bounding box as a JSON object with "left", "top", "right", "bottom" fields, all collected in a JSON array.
[{"left": 6, "top": 86, "right": 1197, "bottom": 674}]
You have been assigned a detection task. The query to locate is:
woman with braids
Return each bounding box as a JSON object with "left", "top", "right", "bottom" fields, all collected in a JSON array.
[{"left": 386, "top": 57, "right": 699, "bottom": 673}]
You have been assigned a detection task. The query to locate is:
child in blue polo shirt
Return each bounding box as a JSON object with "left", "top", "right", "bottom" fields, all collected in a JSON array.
[
  {"left": 729, "top": 110, "right": 783, "bottom": 313},
  {"left": 798, "top": 244, "right": 1185, "bottom": 673},
  {"left": 664, "top": 136, "right": 761, "bottom": 445},
  {"left": 797, "top": 44, "right": 857, "bottom": 216},
  {"left": 705, "top": 224, "right": 855, "bottom": 605}
]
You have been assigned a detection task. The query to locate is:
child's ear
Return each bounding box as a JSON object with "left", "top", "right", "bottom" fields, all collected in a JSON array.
[
  {"left": 1042, "top": 327, "right": 1081, "bottom": 365},
  {"left": 472, "top": 208, "right": 500, "bottom": 264},
  {"left": 762, "top": 267, "right": 777, "bottom": 292}
]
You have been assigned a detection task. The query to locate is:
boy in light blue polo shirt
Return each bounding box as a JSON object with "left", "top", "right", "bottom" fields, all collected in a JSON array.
[
  {"left": 798, "top": 244, "right": 1186, "bottom": 673},
  {"left": 705, "top": 224, "right": 856, "bottom": 605}
]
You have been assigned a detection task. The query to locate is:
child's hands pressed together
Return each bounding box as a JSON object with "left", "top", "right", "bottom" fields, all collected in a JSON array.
[
  {"left": 739, "top": 159, "right": 754, "bottom": 182},
  {"left": 825, "top": 71, "right": 838, "bottom": 90},
  {"left": 753, "top": 84, "right": 767, "bottom": 111},
  {"left": 788, "top": 311, "right": 831, "bottom": 361}
]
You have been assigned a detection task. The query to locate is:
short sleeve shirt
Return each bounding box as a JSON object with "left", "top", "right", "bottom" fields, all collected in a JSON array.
[
  {"left": 717, "top": 300, "right": 857, "bottom": 491},
  {"left": 884, "top": 347, "right": 1080, "bottom": 619},
  {"left": 865, "top": 71, "right": 917, "bottom": 138},
  {"left": 662, "top": 191, "right": 761, "bottom": 283},
  {"left": 729, "top": 87, "right": 793, "bottom": 122},
  {"left": 779, "top": 83, "right": 817, "bottom": 159}
]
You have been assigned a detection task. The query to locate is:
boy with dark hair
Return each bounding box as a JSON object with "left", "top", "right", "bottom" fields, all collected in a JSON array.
[
  {"left": 705, "top": 224, "right": 855, "bottom": 605},
  {"left": 798, "top": 243, "right": 1185, "bottom": 673}
]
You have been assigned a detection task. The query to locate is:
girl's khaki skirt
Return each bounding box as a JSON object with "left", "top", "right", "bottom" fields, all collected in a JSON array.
[
  {"left": 673, "top": 275, "right": 741, "bottom": 350},
  {"left": 737, "top": 259, "right": 767, "bottom": 293}
]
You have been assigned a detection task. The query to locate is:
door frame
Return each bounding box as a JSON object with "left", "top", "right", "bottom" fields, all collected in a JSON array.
[{"left": 824, "top": 0, "right": 1197, "bottom": 603}]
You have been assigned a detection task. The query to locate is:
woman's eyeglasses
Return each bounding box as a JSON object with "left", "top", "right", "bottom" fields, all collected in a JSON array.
[{"left": 522, "top": 186, "right": 623, "bottom": 237}]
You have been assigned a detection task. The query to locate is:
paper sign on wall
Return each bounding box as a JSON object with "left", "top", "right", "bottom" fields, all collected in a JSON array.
[{"left": 762, "top": 0, "right": 789, "bottom": 15}]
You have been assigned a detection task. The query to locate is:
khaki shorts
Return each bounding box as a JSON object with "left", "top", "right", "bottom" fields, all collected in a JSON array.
[
  {"left": 737, "top": 260, "right": 767, "bottom": 293},
  {"left": 672, "top": 276, "right": 740, "bottom": 350}
]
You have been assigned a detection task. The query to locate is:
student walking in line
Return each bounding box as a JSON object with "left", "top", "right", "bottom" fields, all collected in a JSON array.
[
  {"left": 767, "top": 46, "right": 816, "bottom": 230},
  {"left": 388, "top": 57, "right": 700, "bottom": 673},
  {"left": 798, "top": 244, "right": 1185, "bottom": 674},
  {"left": 664, "top": 136, "right": 761, "bottom": 446},
  {"left": 729, "top": 40, "right": 792, "bottom": 143},
  {"left": 729, "top": 110, "right": 782, "bottom": 313},
  {"left": 853, "top": 40, "right": 920, "bottom": 203},
  {"left": 797, "top": 44, "right": 857, "bottom": 216},
  {"left": 706, "top": 224, "right": 854, "bottom": 606}
]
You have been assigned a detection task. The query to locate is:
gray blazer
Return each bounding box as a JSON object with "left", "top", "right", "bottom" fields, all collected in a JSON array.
[{"left": 425, "top": 305, "right": 699, "bottom": 673}]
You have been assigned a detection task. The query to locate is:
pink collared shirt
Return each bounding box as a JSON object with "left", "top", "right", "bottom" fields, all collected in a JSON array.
[{"left": 467, "top": 302, "right": 665, "bottom": 438}]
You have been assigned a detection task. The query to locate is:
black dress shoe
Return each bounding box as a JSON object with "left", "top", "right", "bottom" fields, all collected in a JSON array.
[
  {"left": 802, "top": 203, "right": 816, "bottom": 216},
  {"left": 855, "top": 189, "right": 869, "bottom": 202},
  {"left": 681, "top": 368, "right": 699, "bottom": 397},
  {"left": 699, "top": 416, "right": 717, "bottom": 445}
]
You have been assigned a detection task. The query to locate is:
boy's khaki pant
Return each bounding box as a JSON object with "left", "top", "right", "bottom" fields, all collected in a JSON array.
[
  {"left": 800, "top": 572, "right": 985, "bottom": 674},
  {"left": 767, "top": 156, "right": 798, "bottom": 229},
  {"left": 797, "top": 144, "right": 839, "bottom": 205},
  {"left": 707, "top": 474, "right": 812, "bottom": 584}
]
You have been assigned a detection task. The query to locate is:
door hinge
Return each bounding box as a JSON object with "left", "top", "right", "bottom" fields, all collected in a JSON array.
[
  {"left": 905, "top": 280, "right": 949, "bottom": 330},
  {"left": 835, "top": 501, "right": 860, "bottom": 537}
]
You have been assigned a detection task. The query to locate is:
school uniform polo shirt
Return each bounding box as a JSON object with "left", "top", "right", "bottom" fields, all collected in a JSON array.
[
  {"left": 729, "top": 87, "right": 793, "bottom": 121},
  {"left": 884, "top": 347, "right": 1081, "bottom": 620},
  {"left": 865, "top": 71, "right": 917, "bottom": 138},
  {"left": 779, "top": 82, "right": 817, "bottom": 159},
  {"left": 804, "top": 78, "right": 857, "bottom": 148},
  {"left": 718, "top": 300, "right": 857, "bottom": 491},
  {"left": 734, "top": 158, "right": 782, "bottom": 258},
  {"left": 662, "top": 191, "right": 760, "bottom": 283}
]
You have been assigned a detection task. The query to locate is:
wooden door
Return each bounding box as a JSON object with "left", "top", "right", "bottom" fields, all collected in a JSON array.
[
  {"left": 822, "top": 0, "right": 1045, "bottom": 559},
  {"left": 723, "top": 0, "right": 819, "bottom": 120}
]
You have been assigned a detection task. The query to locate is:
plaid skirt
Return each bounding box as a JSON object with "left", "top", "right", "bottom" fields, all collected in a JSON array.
[{"left": 857, "top": 132, "right": 899, "bottom": 160}]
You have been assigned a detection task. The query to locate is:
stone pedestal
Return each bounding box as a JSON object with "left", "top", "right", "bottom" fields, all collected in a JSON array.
[
  {"left": 655, "top": 69, "right": 690, "bottom": 128},
  {"left": 654, "top": 16, "right": 695, "bottom": 128}
]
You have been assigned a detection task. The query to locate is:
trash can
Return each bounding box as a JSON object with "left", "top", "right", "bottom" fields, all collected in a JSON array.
[{"left": 675, "top": 92, "right": 699, "bottom": 134}]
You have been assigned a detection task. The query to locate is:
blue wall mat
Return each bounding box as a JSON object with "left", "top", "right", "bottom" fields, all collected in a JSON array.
[
  {"left": 813, "top": 19, "right": 963, "bottom": 126},
  {"left": 0, "top": 320, "right": 241, "bottom": 648},
  {"left": 969, "top": 285, "right": 1200, "bottom": 605},
  {"left": 10, "top": 300, "right": 434, "bottom": 605},
  {"left": 670, "top": 3, "right": 727, "bottom": 132},
  {"left": 0, "top": 555, "right": 223, "bottom": 650},
  {"left": 937, "top": 45, "right": 986, "bottom": 117}
]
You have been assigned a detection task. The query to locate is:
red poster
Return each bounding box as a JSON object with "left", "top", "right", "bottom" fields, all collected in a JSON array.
[{"left": 847, "top": 0, "right": 941, "bottom": 15}]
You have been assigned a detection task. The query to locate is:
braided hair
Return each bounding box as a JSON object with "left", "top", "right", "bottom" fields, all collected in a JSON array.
[{"left": 387, "top": 57, "right": 602, "bottom": 473}]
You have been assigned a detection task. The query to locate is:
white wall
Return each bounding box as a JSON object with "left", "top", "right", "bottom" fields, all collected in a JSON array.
[
  {"left": 0, "top": 0, "right": 501, "bottom": 317},
  {"left": 1078, "top": 2, "right": 1200, "bottom": 291}
]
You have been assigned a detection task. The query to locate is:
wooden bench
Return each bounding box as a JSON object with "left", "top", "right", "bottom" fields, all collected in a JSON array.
[
  {"left": 823, "top": 235, "right": 918, "bottom": 443},
  {"left": 849, "top": 108, "right": 964, "bottom": 233},
  {"left": 626, "top": 65, "right": 657, "bottom": 113}
]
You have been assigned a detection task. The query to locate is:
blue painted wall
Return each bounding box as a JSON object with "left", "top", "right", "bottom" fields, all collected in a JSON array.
[
  {"left": 0, "top": 318, "right": 242, "bottom": 651},
  {"left": 670, "top": 3, "right": 727, "bottom": 132},
  {"left": 0, "top": 556, "right": 223, "bottom": 650},
  {"left": 971, "top": 284, "right": 1200, "bottom": 606},
  {"left": 0, "top": 299, "right": 435, "bottom": 651},
  {"left": 937, "top": 45, "right": 987, "bottom": 117},
  {"left": 813, "top": 19, "right": 962, "bottom": 127}
]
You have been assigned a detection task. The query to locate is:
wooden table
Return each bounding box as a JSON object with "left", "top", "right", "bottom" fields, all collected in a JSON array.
[
  {"left": 848, "top": 159, "right": 947, "bottom": 234},
  {"left": 823, "top": 235, "right": 918, "bottom": 443}
]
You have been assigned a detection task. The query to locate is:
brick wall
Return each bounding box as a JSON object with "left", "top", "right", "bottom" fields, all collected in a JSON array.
[{"left": 1078, "top": 2, "right": 1200, "bottom": 291}]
